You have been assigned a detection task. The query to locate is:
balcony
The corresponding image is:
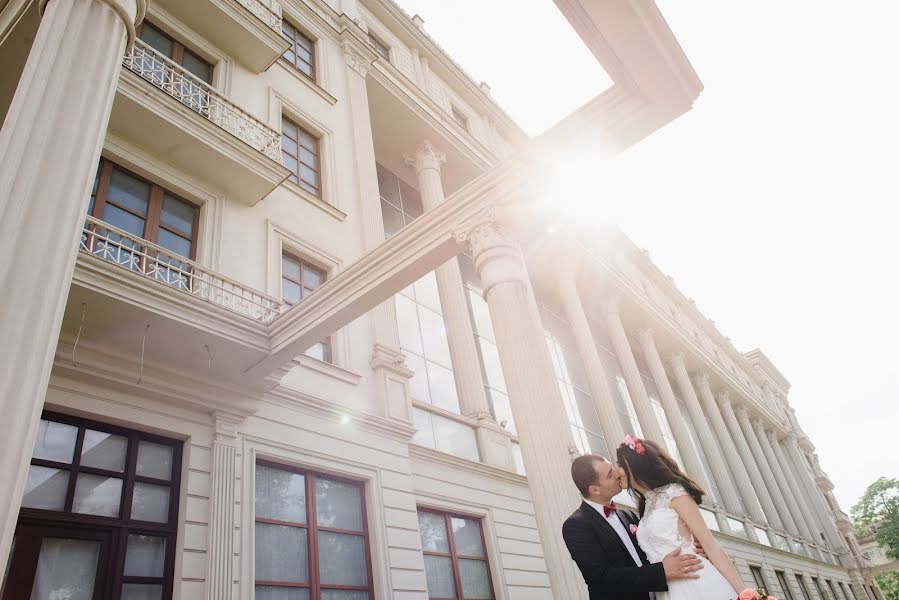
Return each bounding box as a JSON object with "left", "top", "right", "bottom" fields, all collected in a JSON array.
[
  {"left": 108, "top": 39, "right": 289, "bottom": 204},
  {"left": 834, "top": 510, "right": 854, "bottom": 534},
  {"left": 150, "top": 0, "right": 289, "bottom": 72}
]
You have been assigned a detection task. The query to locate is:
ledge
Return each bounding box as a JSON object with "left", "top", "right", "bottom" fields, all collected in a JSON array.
[
  {"left": 283, "top": 179, "right": 347, "bottom": 221},
  {"left": 290, "top": 355, "right": 361, "bottom": 385},
  {"left": 409, "top": 444, "right": 528, "bottom": 486},
  {"left": 274, "top": 59, "right": 338, "bottom": 105}
]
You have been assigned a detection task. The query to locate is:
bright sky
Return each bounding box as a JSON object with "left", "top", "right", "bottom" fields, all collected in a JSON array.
[{"left": 396, "top": 0, "right": 899, "bottom": 511}]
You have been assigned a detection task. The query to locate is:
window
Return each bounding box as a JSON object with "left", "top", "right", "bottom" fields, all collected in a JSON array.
[
  {"left": 754, "top": 527, "right": 771, "bottom": 546},
  {"left": 841, "top": 582, "right": 856, "bottom": 600},
  {"left": 86, "top": 159, "right": 199, "bottom": 288},
  {"left": 751, "top": 566, "right": 769, "bottom": 592},
  {"left": 776, "top": 571, "right": 796, "bottom": 600},
  {"left": 451, "top": 106, "right": 469, "bottom": 132},
  {"left": 282, "top": 117, "right": 322, "bottom": 197},
  {"left": 281, "top": 20, "right": 315, "bottom": 79},
  {"left": 418, "top": 509, "right": 494, "bottom": 600},
  {"left": 796, "top": 575, "right": 813, "bottom": 600},
  {"left": 281, "top": 252, "right": 331, "bottom": 362},
  {"left": 136, "top": 22, "right": 212, "bottom": 113},
  {"left": 368, "top": 33, "right": 390, "bottom": 60},
  {"left": 10, "top": 412, "right": 181, "bottom": 599},
  {"left": 137, "top": 21, "right": 213, "bottom": 82},
  {"left": 827, "top": 581, "right": 842, "bottom": 600},
  {"left": 813, "top": 578, "right": 829, "bottom": 600},
  {"left": 254, "top": 461, "right": 373, "bottom": 599},
  {"left": 377, "top": 162, "right": 423, "bottom": 237}
]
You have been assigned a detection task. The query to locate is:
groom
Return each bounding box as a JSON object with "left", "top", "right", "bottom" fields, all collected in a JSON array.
[{"left": 563, "top": 453, "right": 704, "bottom": 600}]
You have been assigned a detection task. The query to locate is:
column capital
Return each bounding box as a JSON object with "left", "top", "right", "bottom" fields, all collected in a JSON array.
[
  {"left": 40, "top": 0, "right": 147, "bottom": 49},
  {"left": 343, "top": 40, "right": 376, "bottom": 77},
  {"left": 404, "top": 139, "right": 446, "bottom": 175},
  {"left": 636, "top": 327, "right": 655, "bottom": 347},
  {"left": 213, "top": 411, "right": 243, "bottom": 445},
  {"left": 716, "top": 390, "right": 732, "bottom": 407},
  {"left": 692, "top": 372, "right": 710, "bottom": 390},
  {"left": 669, "top": 352, "right": 687, "bottom": 371},
  {"left": 734, "top": 403, "right": 749, "bottom": 420},
  {"left": 454, "top": 208, "right": 528, "bottom": 298}
]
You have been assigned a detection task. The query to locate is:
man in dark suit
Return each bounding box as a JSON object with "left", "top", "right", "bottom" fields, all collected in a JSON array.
[{"left": 563, "top": 453, "right": 704, "bottom": 600}]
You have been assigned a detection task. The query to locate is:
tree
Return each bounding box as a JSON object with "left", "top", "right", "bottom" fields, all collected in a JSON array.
[
  {"left": 851, "top": 477, "right": 899, "bottom": 560},
  {"left": 876, "top": 572, "right": 899, "bottom": 600}
]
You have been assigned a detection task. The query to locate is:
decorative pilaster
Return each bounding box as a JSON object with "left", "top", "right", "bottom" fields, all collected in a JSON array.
[
  {"left": 750, "top": 418, "right": 808, "bottom": 540},
  {"left": 206, "top": 413, "right": 242, "bottom": 600},
  {"left": 602, "top": 300, "right": 666, "bottom": 444},
  {"left": 634, "top": 330, "right": 709, "bottom": 492},
  {"left": 669, "top": 356, "right": 742, "bottom": 515},
  {"left": 558, "top": 269, "right": 626, "bottom": 448},
  {"left": 0, "top": 0, "right": 144, "bottom": 569},
  {"left": 457, "top": 212, "right": 586, "bottom": 600},
  {"left": 767, "top": 431, "right": 821, "bottom": 543},
  {"left": 342, "top": 38, "right": 413, "bottom": 424},
  {"left": 784, "top": 433, "right": 846, "bottom": 550},
  {"left": 732, "top": 407, "right": 786, "bottom": 532}
]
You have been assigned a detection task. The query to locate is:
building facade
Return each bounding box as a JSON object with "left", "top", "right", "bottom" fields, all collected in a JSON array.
[{"left": 0, "top": 0, "right": 883, "bottom": 599}]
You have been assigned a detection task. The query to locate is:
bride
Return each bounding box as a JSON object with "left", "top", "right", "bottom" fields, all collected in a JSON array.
[{"left": 616, "top": 435, "right": 744, "bottom": 600}]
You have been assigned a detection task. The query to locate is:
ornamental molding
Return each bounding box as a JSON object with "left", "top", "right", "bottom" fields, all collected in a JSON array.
[
  {"left": 692, "top": 372, "right": 710, "bottom": 389},
  {"left": 668, "top": 352, "right": 686, "bottom": 370},
  {"left": 404, "top": 139, "right": 446, "bottom": 175},
  {"left": 716, "top": 390, "right": 732, "bottom": 407}
]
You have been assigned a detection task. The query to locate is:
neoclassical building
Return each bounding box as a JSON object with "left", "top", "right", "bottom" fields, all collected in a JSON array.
[{"left": 0, "top": 0, "right": 884, "bottom": 599}]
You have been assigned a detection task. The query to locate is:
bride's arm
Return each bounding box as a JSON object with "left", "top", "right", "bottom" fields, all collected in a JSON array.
[{"left": 671, "top": 495, "right": 745, "bottom": 593}]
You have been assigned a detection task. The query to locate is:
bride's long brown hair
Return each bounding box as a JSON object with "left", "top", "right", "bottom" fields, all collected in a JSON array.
[{"left": 616, "top": 438, "right": 705, "bottom": 517}]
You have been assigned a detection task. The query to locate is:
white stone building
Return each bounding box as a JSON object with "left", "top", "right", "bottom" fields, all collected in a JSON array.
[{"left": 0, "top": 0, "right": 885, "bottom": 599}]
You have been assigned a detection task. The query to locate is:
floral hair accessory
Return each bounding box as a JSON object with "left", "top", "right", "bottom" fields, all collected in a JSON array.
[{"left": 623, "top": 434, "right": 646, "bottom": 455}]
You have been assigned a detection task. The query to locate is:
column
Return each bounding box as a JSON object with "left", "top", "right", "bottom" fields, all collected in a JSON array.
[
  {"left": 717, "top": 393, "right": 780, "bottom": 527},
  {"left": 460, "top": 213, "right": 586, "bottom": 600},
  {"left": 343, "top": 41, "right": 414, "bottom": 423},
  {"left": 732, "top": 407, "right": 789, "bottom": 532},
  {"left": 0, "top": 0, "right": 144, "bottom": 568},
  {"left": 635, "top": 330, "right": 708, "bottom": 491},
  {"left": 753, "top": 420, "right": 816, "bottom": 541},
  {"left": 669, "top": 356, "right": 742, "bottom": 515},
  {"left": 784, "top": 434, "right": 846, "bottom": 550},
  {"left": 602, "top": 300, "right": 666, "bottom": 444},
  {"left": 558, "top": 269, "right": 626, "bottom": 448},
  {"left": 768, "top": 430, "right": 821, "bottom": 542},
  {"left": 206, "top": 413, "right": 241, "bottom": 600},
  {"left": 404, "top": 141, "right": 512, "bottom": 469}
]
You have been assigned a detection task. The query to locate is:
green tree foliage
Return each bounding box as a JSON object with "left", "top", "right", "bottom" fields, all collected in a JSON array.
[
  {"left": 851, "top": 477, "right": 899, "bottom": 560},
  {"left": 876, "top": 572, "right": 899, "bottom": 600}
]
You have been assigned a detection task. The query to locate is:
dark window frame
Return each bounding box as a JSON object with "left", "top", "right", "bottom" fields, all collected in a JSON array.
[
  {"left": 136, "top": 21, "right": 213, "bottom": 84},
  {"left": 254, "top": 459, "right": 375, "bottom": 598},
  {"left": 418, "top": 507, "right": 495, "bottom": 600},
  {"left": 281, "top": 19, "right": 316, "bottom": 80},
  {"left": 281, "top": 251, "right": 332, "bottom": 363}
]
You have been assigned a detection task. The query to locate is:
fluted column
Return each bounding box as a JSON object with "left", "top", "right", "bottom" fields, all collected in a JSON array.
[
  {"left": 206, "top": 413, "right": 241, "bottom": 600},
  {"left": 768, "top": 431, "right": 820, "bottom": 542},
  {"left": 602, "top": 301, "right": 665, "bottom": 443},
  {"left": 752, "top": 419, "right": 813, "bottom": 541},
  {"left": 717, "top": 393, "right": 779, "bottom": 527},
  {"left": 459, "top": 213, "right": 585, "bottom": 600},
  {"left": 635, "top": 330, "right": 708, "bottom": 490},
  {"left": 733, "top": 407, "right": 787, "bottom": 532},
  {"left": 784, "top": 434, "right": 846, "bottom": 550},
  {"left": 693, "top": 375, "right": 766, "bottom": 522},
  {"left": 343, "top": 42, "right": 414, "bottom": 423},
  {"left": 0, "top": 0, "right": 144, "bottom": 569},
  {"left": 558, "top": 270, "right": 626, "bottom": 448},
  {"left": 670, "top": 356, "right": 742, "bottom": 514}
]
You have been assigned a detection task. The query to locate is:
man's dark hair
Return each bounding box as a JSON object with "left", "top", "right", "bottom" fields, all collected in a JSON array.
[{"left": 571, "top": 453, "right": 608, "bottom": 498}]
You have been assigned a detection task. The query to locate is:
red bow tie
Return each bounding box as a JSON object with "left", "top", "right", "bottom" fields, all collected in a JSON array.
[{"left": 603, "top": 502, "right": 617, "bottom": 517}]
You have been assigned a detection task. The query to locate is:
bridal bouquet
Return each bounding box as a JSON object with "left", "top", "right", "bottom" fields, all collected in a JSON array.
[{"left": 739, "top": 588, "right": 778, "bottom": 600}]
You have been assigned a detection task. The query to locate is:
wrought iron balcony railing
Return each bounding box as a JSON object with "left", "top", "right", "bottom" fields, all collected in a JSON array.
[
  {"left": 237, "top": 0, "right": 281, "bottom": 30},
  {"left": 122, "top": 39, "right": 281, "bottom": 162},
  {"left": 80, "top": 216, "right": 281, "bottom": 324}
]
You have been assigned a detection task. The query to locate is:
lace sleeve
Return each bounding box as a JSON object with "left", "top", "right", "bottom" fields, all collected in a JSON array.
[{"left": 660, "top": 483, "right": 689, "bottom": 505}]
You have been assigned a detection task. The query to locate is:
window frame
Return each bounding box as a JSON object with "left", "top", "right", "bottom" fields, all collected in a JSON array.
[
  {"left": 796, "top": 574, "right": 813, "bottom": 600},
  {"left": 136, "top": 21, "right": 213, "bottom": 84},
  {"left": 254, "top": 459, "right": 375, "bottom": 599},
  {"left": 19, "top": 411, "right": 183, "bottom": 600},
  {"left": 776, "top": 571, "right": 796, "bottom": 600},
  {"left": 281, "top": 251, "right": 332, "bottom": 362},
  {"left": 281, "top": 19, "right": 316, "bottom": 80},
  {"left": 750, "top": 566, "right": 769, "bottom": 593},
  {"left": 282, "top": 115, "right": 323, "bottom": 198},
  {"left": 367, "top": 33, "right": 390, "bottom": 61},
  {"left": 417, "top": 507, "right": 496, "bottom": 600}
]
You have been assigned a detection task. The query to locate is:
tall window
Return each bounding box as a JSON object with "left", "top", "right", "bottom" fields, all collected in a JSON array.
[
  {"left": 282, "top": 117, "right": 322, "bottom": 197},
  {"left": 368, "top": 33, "right": 390, "bottom": 60},
  {"left": 378, "top": 162, "right": 422, "bottom": 237},
  {"left": 813, "top": 578, "right": 829, "bottom": 600},
  {"left": 827, "top": 581, "right": 842, "bottom": 600},
  {"left": 418, "top": 509, "right": 494, "bottom": 600},
  {"left": 9, "top": 412, "right": 181, "bottom": 599},
  {"left": 281, "top": 252, "right": 331, "bottom": 362},
  {"left": 137, "top": 21, "right": 213, "bottom": 82},
  {"left": 796, "top": 575, "right": 813, "bottom": 600},
  {"left": 776, "top": 571, "right": 796, "bottom": 600},
  {"left": 281, "top": 20, "right": 315, "bottom": 79},
  {"left": 751, "top": 566, "right": 769, "bottom": 592},
  {"left": 254, "top": 461, "right": 373, "bottom": 599}
]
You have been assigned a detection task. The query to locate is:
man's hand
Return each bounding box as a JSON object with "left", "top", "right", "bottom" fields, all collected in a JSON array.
[
  {"left": 693, "top": 539, "right": 709, "bottom": 560},
  {"left": 662, "top": 547, "right": 703, "bottom": 581}
]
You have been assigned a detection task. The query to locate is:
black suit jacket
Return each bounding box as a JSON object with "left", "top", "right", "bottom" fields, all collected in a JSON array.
[{"left": 562, "top": 501, "right": 668, "bottom": 600}]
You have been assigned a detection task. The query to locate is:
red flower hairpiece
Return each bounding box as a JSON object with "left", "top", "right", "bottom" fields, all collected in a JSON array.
[{"left": 623, "top": 434, "right": 646, "bottom": 455}]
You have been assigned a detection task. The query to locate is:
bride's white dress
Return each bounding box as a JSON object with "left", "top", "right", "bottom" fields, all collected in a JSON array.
[{"left": 636, "top": 483, "right": 737, "bottom": 600}]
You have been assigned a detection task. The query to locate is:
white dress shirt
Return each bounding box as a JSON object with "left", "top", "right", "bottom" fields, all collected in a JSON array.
[{"left": 585, "top": 498, "right": 643, "bottom": 566}]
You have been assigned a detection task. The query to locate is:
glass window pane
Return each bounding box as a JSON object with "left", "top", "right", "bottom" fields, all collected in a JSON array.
[
  {"left": 121, "top": 584, "right": 163, "bottom": 600},
  {"left": 72, "top": 474, "right": 123, "bottom": 517},
  {"left": 303, "top": 342, "right": 326, "bottom": 362},
  {"left": 376, "top": 163, "right": 399, "bottom": 206},
  {"left": 80, "top": 429, "right": 127, "bottom": 472},
  {"left": 478, "top": 341, "right": 506, "bottom": 393},
  {"left": 487, "top": 389, "right": 515, "bottom": 435},
  {"left": 411, "top": 408, "right": 436, "bottom": 449},
  {"left": 451, "top": 517, "right": 484, "bottom": 557},
  {"left": 281, "top": 117, "right": 297, "bottom": 138},
  {"left": 315, "top": 478, "right": 363, "bottom": 532},
  {"left": 282, "top": 279, "right": 301, "bottom": 305},
  {"left": 413, "top": 272, "right": 441, "bottom": 314},
  {"left": 255, "top": 587, "right": 310, "bottom": 600},
  {"left": 302, "top": 264, "right": 323, "bottom": 288},
  {"left": 31, "top": 538, "right": 101, "bottom": 600},
  {"left": 298, "top": 130, "right": 316, "bottom": 152},
  {"left": 398, "top": 179, "right": 422, "bottom": 218},
  {"left": 136, "top": 441, "right": 174, "bottom": 481},
  {"left": 459, "top": 558, "right": 492, "bottom": 599},
  {"left": 426, "top": 361, "right": 461, "bottom": 414},
  {"left": 317, "top": 532, "right": 367, "bottom": 585},
  {"left": 160, "top": 195, "right": 195, "bottom": 237},
  {"left": 182, "top": 52, "right": 210, "bottom": 81},
  {"left": 156, "top": 229, "right": 192, "bottom": 259},
  {"left": 573, "top": 389, "right": 601, "bottom": 435},
  {"left": 395, "top": 295, "right": 423, "bottom": 356},
  {"left": 22, "top": 466, "right": 70, "bottom": 510},
  {"left": 467, "top": 290, "right": 494, "bottom": 341},
  {"left": 139, "top": 23, "right": 174, "bottom": 58},
  {"left": 299, "top": 180, "right": 319, "bottom": 197},
  {"left": 131, "top": 482, "right": 170, "bottom": 522},
  {"left": 404, "top": 353, "right": 430, "bottom": 403},
  {"left": 424, "top": 555, "right": 456, "bottom": 598},
  {"left": 299, "top": 147, "right": 317, "bottom": 169},
  {"left": 380, "top": 200, "right": 403, "bottom": 237},
  {"left": 300, "top": 165, "right": 318, "bottom": 187},
  {"left": 32, "top": 419, "right": 78, "bottom": 463},
  {"left": 432, "top": 413, "right": 479, "bottom": 462},
  {"left": 282, "top": 255, "right": 301, "bottom": 281},
  {"left": 255, "top": 523, "right": 308, "bottom": 583},
  {"left": 418, "top": 306, "right": 451, "bottom": 366},
  {"left": 281, "top": 134, "right": 298, "bottom": 159},
  {"left": 108, "top": 169, "right": 149, "bottom": 215},
  {"left": 103, "top": 204, "right": 146, "bottom": 238},
  {"left": 124, "top": 535, "right": 166, "bottom": 577},
  {"left": 320, "top": 591, "right": 368, "bottom": 600},
  {"left": 417, "top": 511, "right": 449, "bottom": 552},
  {"left": 255, "top": 464, "right": 306, "bottom": 523}
]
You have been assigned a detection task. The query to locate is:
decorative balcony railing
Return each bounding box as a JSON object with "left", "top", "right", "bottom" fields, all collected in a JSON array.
[
  {"left": 122, "top": 39, "right": 281, "bottom": 162},
  {"left": 80, "top": 216, "right": 281, "bottom": 324},
  {"left": 237, "top": 0, "right": 281, "bottom": 31}
]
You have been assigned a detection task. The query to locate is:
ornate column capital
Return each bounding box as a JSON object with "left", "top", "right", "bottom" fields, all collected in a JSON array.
[
  {"left": 734, "top": 404, "right": 749, "bottom": 420},
  {"left": 716, "top": 390, "right": 731, "bottom": 408},
  {"left": 403, "top": 139, "right": 446, "bottom": 175},
  {"left": 636, "top": 327, "right": 655, "bottom": 347},
  {"left": 669, "top": 352, "right": 687, "bottom": 371},
  {"left": 750, "top": 415, "right": 766, "bottom": 429},
  {"left": 343, "top": 41, "right": 376, "bottom": 78},
  {"left": 213, "top": 411, "right": 243, "bottom": 445},
  {"left": 41, "top": 0, "right": 147, "bottom": 49},
  {"left": 692, "top": 372, "right": 710, "bottom": 390},
  {"left": 454, "top": 207, "right": 528, "bottom": 298}
]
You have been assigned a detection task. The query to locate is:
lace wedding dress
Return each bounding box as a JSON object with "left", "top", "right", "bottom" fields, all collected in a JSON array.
[{"left": 636, "top": 483, "right": 738, "bottom": 600}]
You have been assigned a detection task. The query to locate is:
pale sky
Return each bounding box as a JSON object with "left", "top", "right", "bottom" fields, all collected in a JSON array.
[{"left": 396, "top": 0, "right": 899, "bottom": 511}]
